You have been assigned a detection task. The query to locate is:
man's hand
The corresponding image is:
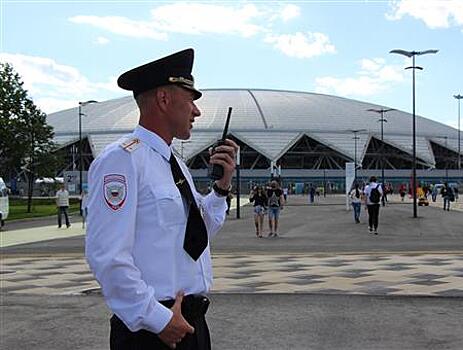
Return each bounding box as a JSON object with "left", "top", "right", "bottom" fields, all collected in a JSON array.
[
  {"left": 158, "top": 292, "right": 195, "bottom": 349},
  {"left": 209, "top": 139, "right": 239, "bottom": 190}
]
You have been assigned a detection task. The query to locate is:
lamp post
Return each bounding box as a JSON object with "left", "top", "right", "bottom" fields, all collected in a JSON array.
[
  {"left": 78, "top": 100, "right": 98, "bottom": 196},
  {"left": 390, "top": 49, "right": 438, "bottom": 218},
  {"left": 236, "top": 147, "right": 241, "bottom": 219},
  {"left": 180, "top": 140, "right": 191, "bottom": 160},
  {"left": 367, "top": 108, "right": 394, "bottom": 205},
  {"left": 454, "top": 94, "right": 462, "bottom": 172},
  {"left": 351, "top": 129, "right": 366, "bottom": 181},
  {"left": 445, "top": 136, "right": 449, "bottom": 183}
]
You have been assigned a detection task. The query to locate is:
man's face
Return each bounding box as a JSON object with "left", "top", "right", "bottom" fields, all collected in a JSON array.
[{"left": 167, "top": 86, "right": 201, "bottom": 140}]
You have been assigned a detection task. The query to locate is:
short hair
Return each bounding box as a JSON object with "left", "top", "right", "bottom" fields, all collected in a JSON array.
[{"left": 369, "top": 176, "right": 377, "bottom": 182}]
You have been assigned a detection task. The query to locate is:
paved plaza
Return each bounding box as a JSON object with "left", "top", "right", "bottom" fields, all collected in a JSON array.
[{"left": 1, "top": 194, "right": 462, "bottom": 349}]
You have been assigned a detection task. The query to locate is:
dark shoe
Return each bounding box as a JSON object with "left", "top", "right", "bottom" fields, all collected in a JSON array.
[
  {"left": 268, "top": 232, "right": 274, "bottom": 237},
  {"left": 368, "top": 227, "right": 373, "bottom": 233}
]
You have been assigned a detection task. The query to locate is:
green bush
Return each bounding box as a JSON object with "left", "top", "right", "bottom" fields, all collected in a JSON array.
[{"left": 7, "top": 198, "right": 81, "bottom": 221}]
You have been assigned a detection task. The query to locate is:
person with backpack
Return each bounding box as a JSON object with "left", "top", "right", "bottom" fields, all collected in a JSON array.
[
  {"left": 267, "top": 180, "right": 284, "bottom": 237},
  {"left": 349, "top": 183, "right": 362, "bottom": 223},
  {"left": 249, "top": 186, "right": 267, "bottom": 238},
  {"left": 441, "top": 183, "right": 454, "bottom": 211},
  {"left": 363, "top": 176, "right": 383, "bottom": 234}
]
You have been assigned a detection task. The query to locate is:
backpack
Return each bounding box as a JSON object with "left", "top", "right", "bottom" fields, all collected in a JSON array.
[
  {"left": 369, "top": 184, "right": 381, "bottom": 204},
  {"left": 268, "top": 190, "right": 280, "bottom": 207},
  {"left": 448, "top": 188, "right": 455, "bottom": 202}
]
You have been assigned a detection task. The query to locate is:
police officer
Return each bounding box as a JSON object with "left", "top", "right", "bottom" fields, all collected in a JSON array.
[{"left": 86, "top": 48, "right": 238, "bottom": 350}]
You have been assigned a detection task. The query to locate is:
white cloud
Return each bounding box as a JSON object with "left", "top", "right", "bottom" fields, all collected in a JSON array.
[
  {"left": 150, "top": 3, "right": 264, "bottom": 37},
  {"left": 264, "top": 32, "right": 336, "bottom": 58},
  {"left": 69, "top": 3, "right": 266, "bottom": 40},
  {"left": 387, "top": 0, "right": 463, "bottom": 29},
  {"left": 68, "top": 3, "right": 332, "bottom": 59},
  {"left": 69, "top": 15, "right": 168, "bottom": 40},
  {"left": 94, "top": 36, "right": 110, "bottom": 45},
  {"left": 280, "top": 4, "right": 301, "bottom": 22},
  {"left": 0, "top": 53, "right": 120, "bottom": 113},
  {"left": 315, "top": 58, "right": 405, "bottom": 97}
]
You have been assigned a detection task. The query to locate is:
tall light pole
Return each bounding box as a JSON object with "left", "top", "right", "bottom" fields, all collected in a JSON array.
[
  {"left": 444, "top": 136, "right": 449, "bottom": 183},
  {"left": 454, "top": 94, "right": 462, "bottom": 172},
  {"left": 78, "top": 100, "right": 98, "bottom": 196},
  {"left": 390, "top": 49, "right": 438, "bottom": 218},
  {"left": 236, "top": 147, "right": 241, "bottom": 219},
  {"left": 367, "top": 108, "right": 394, "bottom": 205},
  {"left": 350, "top": 129, "right": 366, "bottom": 181},
  {"left": 180, "top": 140, "right": 191, "bottom": 160}
]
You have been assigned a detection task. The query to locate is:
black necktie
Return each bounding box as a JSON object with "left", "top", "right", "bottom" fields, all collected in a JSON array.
[{"left": 170, "top": 154, "right": 208, "bottom": 261}]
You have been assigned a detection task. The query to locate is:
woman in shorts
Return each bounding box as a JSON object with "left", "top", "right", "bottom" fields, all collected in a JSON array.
[{"left": 249, "top": 186, "right": 267, "bottom": 237}]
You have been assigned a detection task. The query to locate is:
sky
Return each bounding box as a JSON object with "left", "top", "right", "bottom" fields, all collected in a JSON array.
[{"left": 1, "top": 0, "right": 462, "bottom": 129}]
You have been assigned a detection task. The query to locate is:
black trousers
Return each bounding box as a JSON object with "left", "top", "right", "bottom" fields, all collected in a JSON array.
[
  {"left": 367, "top": 204, "right": 380, "bottom": 229},
  {"left": 110, "top": 295, "right": 211, "bottom": 350},
  {"left": 57, "top": 206, "right": 70, "bottom": 227}
]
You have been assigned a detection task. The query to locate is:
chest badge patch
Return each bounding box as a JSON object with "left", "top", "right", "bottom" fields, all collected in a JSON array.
[{"left": 103, "top": 174, "right": 127, "bottom": 210}]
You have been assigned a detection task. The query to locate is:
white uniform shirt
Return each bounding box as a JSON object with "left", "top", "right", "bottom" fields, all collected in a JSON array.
[
  {"left": 56, "top": 189, "right": 70, "bottom": 207},
  {"left": 363, "top": 182, "right": 383, "bottom": 205},
  {"left": 85, "top": 125, "right": 227, "bottom": 335}
]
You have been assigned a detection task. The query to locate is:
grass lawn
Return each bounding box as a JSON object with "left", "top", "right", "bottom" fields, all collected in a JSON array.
[{"left": 7, "top": 198, "right": 81, "bottom": 221}]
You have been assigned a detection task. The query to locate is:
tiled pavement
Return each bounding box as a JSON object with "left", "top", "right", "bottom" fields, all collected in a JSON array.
[{"left": 1, "top": 252, "right": 463, "bottom": 297}]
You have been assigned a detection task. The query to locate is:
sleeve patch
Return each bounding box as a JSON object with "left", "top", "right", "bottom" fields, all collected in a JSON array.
[{"left": 103, "top": 174, "right": 127, "bottom": 210}]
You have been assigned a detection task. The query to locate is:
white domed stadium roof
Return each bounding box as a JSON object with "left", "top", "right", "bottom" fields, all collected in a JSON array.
[{"left": 47, "top": 89, "right": 460, "bottom": 167}]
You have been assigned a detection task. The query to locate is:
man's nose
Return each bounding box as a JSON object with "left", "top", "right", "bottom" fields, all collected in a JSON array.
[{"left": 193, "top": 104, "right": 201, "bottom": 118}]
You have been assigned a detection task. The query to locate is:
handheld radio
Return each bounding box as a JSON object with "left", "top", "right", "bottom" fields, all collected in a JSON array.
[{"left": 208, "top": 107, "right": 233, "bottom": 180}]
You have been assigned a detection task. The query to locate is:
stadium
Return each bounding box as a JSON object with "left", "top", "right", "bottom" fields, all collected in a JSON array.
[{"left": 47, "top": 89, "right": 462, "bottom": 193}]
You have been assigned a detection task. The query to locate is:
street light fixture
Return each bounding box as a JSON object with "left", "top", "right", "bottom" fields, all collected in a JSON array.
[
  {"left": 367, "top": 108, "right": 395, "bottom": 205},
  {"left": 390, "top": 48, "right": 438, "bottom": 218},
  {"left": 78, "top": 100, "right": 98, "bottom": 195},
  {"left": 454, "top": 94, "right": 462, "bottom": 172}
]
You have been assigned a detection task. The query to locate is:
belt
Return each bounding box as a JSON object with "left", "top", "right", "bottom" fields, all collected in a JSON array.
[{"left": 159, "top": 294, "right": 210, "bottom": 321}]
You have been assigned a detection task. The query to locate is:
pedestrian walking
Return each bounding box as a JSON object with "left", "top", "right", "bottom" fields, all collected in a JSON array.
[
  {"left": 381, "top": 183, "right": 388, "bottom": 206},
  {"left": 86, "top": 48, "right": 238, "bottom": 350},
  {"left": 349, "top": 183, "right": 362, "bottom": 223},
  {"left": 249, "top": 186, "right": 267, "bottom": 238},
  {"left": 283, "top": 186, "right": 288, "bottom": 202},
  {"left": 225, "top": 191, "right": 233, "bottom": 215},
  {"left": 80, "top": 189, "right": 88, "bottom": 229},
  {"left": 308, "top": 184, "right": 315, "bottom": 204},
  {"left": 441, "top": 183, "right": 454, "bottom": 211},
  {"left": 363, "top": 176, "right": 383, "bottom": 235},
  {"left": 56, "top": 184, "right": 70, "bottom": 228},
  {"left": 267, "top": 180, "right": 284, "bottom": 237},
  {"left": 399, "top": 184, "right": 406, "bottom": 202}
]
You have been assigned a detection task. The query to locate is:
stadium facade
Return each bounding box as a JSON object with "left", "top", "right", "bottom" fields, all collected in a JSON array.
[{"left": 47, "top": 89, "right": 462, "bottom": 192}]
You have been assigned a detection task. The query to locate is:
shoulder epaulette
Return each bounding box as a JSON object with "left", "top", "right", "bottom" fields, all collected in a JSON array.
[{"left": 120, "top": 137, "right": 142, "bottom": 153}]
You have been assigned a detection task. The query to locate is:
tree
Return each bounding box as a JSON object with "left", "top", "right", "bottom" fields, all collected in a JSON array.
[{"left": 0, "top": 62, "right": 60, "bottom": 211}]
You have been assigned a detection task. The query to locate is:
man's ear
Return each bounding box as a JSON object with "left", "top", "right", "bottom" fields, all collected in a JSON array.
[{"left": 154, "top": 87, "right": 171, "bottom": 113}]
